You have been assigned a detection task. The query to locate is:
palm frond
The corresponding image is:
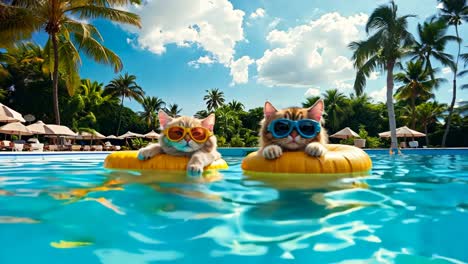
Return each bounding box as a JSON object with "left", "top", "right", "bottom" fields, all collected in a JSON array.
[
  {"left": 0, "top": 4, "right": 42, "bottom": 46},
  {"left": 72, "top": 30, "right": 123, "bottom": 72},
  {"left": 67, "top": 5, "right": 141, "bottom": 28}
]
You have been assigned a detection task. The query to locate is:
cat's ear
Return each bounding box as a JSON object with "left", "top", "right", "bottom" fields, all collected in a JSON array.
[
  {"left": 264, "top": 101, "right": 278, "bottom": 118},
  {"left": 201, "top": 114, "right": 215, "bottom": 131},
  {"left": 307, "top": 99, "right": 324, "bottom": 121},
  {"left": 158, "top": 110, "right": 172, "bottom": 128}
]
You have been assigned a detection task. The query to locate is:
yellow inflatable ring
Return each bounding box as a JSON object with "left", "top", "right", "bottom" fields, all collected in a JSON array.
[
  {"left": 242, "top": 144, "right": 372, "bottom": 176},
  {"left": 104, "top": 151, "right": 228, "bottom": 171}
]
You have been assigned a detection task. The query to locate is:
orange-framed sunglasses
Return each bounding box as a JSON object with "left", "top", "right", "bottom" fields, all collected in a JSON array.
[{"left": 163, "top": 126, "right": 212, "bottom": 143}]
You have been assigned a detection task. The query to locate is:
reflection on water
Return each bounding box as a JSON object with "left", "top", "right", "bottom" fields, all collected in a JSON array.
[{"left": 0, "top": 154, "right": 467, "bottom": 263}]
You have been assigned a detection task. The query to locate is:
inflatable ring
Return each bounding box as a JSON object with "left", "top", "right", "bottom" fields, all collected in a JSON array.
[
  {"left": 242, "top": 144, "right": 372, "bottom": 177},
  {"left": 104, "top": 151, "right": 228, "bottom": 171}
]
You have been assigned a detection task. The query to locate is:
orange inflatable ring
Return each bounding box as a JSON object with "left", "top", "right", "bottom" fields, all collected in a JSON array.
[
  {"left": 241, "top": 144, "right": 372, "bottom": 177},
  {"left": 104, "top": 151, "right": 228, "bottom": 171}
]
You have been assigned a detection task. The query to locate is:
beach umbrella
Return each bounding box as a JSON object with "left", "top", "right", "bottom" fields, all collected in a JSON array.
[
  {"left": 26, "top": 121, "right": 54, "bottom": 134},
  {"left": 144, "top": 130, "right": 160, "bottom": 139},
  {"left": 77, "top": 131, "right": 106, "bottom": 140},
  {"left": 106, "top": 135, "right": 118, "bottom": 139},
  {"left": 44, "top": 125, "right": 76, "bottom": 136},
  {"left": 0, "top": 122, "right": 33, "bottom": 137},
  {"left": 27, "top": 121, "right": 76, "bottom": 136},
  {"left": 0, "top": 103, "right": 25, "bottom": 123},
  {"left": 330, "top": 127, "right": 360, "bottom": 139},
  {"left": 118, "top": 131, "right": 144, "bottom": 139},
  {"left": 378, "top": 126, "right": 426, "bottom": 138}
]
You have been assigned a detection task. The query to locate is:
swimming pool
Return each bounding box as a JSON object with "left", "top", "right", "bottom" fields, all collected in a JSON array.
[{"left": 0, "top": 151, "right": 467, "bottom": 263}]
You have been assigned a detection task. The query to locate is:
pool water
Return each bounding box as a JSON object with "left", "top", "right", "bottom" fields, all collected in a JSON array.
[{"left": 0, "top": 153, "right": 467, "bottom": 263}]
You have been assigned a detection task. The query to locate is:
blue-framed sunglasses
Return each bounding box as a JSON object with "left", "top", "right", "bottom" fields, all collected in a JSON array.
[{"left": 268, "top": 118, "right": 321, "bottom": 139}]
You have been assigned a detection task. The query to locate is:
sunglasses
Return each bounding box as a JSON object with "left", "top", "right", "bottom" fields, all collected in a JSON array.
[
  {"left": 163, "top": 126, "right": 212, "bottom": 143},
  {"left": 268, "top": 118, "right": 321, "bottom": 139}
]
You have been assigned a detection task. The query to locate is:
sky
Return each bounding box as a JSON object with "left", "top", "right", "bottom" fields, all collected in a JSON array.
[{"left": 34, "top": 0, "right": 467, "bottom": 115}]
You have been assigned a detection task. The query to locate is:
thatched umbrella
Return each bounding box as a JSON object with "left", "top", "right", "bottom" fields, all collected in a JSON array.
[
  {"left": 0, "top": 122, "right": 33, "bottom": 139},
  {"left": 378, "top": 126, "right": 426, "bottom": 138},
  {"left": 0, "top": 103, "right": 25, "bottom": 123},
  {"left": 330, "top": 127, "right": 360, "bottom": 139}
]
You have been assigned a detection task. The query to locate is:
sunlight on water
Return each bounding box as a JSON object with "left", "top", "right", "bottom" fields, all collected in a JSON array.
[{"left": 0, "top": 153, "right": 467, "bottom": 263}]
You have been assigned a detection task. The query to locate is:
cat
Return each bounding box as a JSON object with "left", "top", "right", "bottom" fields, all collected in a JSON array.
[
  {"left": 259, "top": 99, "right": 328, "bottom": 160},
  {"left": 137, "top": 110, "right": 221, "bottom": 175}
]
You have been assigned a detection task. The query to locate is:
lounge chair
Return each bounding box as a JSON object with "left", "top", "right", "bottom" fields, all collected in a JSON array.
[
  {"left": 30, "top": 143, "right": 44, "bottom": 152},
  {"left": 408, "top": 141, "right": 419, "bottom": 148},
  {"left": 48, "top": 145, "right": 59, "bottom": 151},
  {"left": 71, "top": 145, "right": 82, "bottom": 151},
  {"left": 0, "top": 140, "right": 12, "bottom": 150},
  {"left": 93, "top": 145, "right": 103, "bottom": 151},
  {"left": 399, "top": 142, "right": 407, "bottom": 148},
  {"left": 83, "top": 145, "right": 91, "bottom": 151},
  {"left": 12, "top": 143, "right": 24, "bottom": 151}
]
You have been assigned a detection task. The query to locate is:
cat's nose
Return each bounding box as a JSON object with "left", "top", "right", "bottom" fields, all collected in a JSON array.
[
  {"left": 184, "top": 135, "right": 191, "bottom": 142},
  {"left": 290, "top": 130, "right": 298, "bottom": 139}
]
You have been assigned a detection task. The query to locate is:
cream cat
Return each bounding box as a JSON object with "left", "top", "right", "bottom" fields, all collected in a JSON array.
[
  {"left": 259, "top": 99, "right": 328, "bottom": 159},
  {"left": 138, "top": 110, "right": 221, "bottom": 175}
]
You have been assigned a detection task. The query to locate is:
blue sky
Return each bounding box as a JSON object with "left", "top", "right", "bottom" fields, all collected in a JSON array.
[{"left": 36, "top": 0, "right": 467, "bottom": 115}]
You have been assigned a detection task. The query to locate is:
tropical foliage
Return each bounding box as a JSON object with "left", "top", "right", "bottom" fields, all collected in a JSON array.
[
  {"left": 349, "top": 1, "right": 416, "bottom": 149},
  {"left": 105, "top": 73, "right": 144, "bottom": 135},
  {"left": 0, "top": 0, "right": 141, "bottom": 125},
  {"left": 0, "top": 0, "right": 466, "bottom": 149}
]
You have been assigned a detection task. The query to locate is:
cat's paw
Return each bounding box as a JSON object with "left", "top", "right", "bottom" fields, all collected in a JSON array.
[
  {"left": 187, "top": 163, "right": 204, "bottom": 176},
  {"left": 137, "top": 145, "right": 160, "bottom": 160},
  {"left": 305, "top": 142, "right": 327, "bottom": 157},
  {"left": 262, "top": 145, "right": 283, "bottom": 160}
]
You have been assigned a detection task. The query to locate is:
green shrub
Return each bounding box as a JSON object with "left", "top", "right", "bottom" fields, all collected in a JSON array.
[{"left": 230, "top": 135, "right": 245, "bottom": 147}]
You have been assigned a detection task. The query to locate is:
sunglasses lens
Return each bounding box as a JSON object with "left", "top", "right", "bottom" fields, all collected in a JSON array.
[
  {"left": 298, "top": 120, "right": 318, "bottom": 137},
  {"left": 273, "top": 120, "right": 291, "bottom": 137},
  {"left": 191, "top": 127, "right": 207, "bottom": 142},
  {"left": 167, "top": 127, "right": 185, "bottom": 141}
]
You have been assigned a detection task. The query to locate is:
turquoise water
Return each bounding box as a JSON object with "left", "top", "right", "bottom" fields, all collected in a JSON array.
[{"left": 0, "top": 153, "right": 467, "bottom": 263}]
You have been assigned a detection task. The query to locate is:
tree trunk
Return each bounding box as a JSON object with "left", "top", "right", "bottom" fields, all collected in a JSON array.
[
  {"left": 411, "top": 95, "right": 416, "bottom": 141},
  {"left": 424, "top": 123, "right": 429, "bottom": 146},
  {"left": 386, "top": 61, "right": 398, "bottom": 150},
  {"left": 410, "top": 95, "right": 416, "bottom": 128},
  {"left": 51, "top": 33, "right": 60, "bottom": 125},
  {"left": 442, "top": 24, "right": 460, "bottom": 147},
  {"left": 116, "top": 96, "right": 124, "bottom": 135}
]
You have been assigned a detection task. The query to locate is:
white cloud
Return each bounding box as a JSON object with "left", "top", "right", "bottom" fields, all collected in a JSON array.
[
  {"left": 256, "top": 12, "right": 368, "bottom": 90},
  {"left": 229, "top": 56, "right": 254, "bottom": 86},
  {"left": 305, "top": 88, "right": 321, "bottom": 97},
  {"left": 268, "top": 18, "right": 281, "bottom": 29},
  {"left": 442, "top": 67, "right": 452, "bottom": 75},
  {"left": 188, "top": 56, "right": 215, "bottom": 68},
  {"left": 369, "top": 71, "right": 380, "bottom": 80},
  {"left": 250, "top": 8, "right": 266, "bottom": 19},
  {"left": 121, "top": 0, "right": 247, "bottom": 84},
  {"left": 370, "top": 86, "right": 387, "bottom": 103},
  {"left": 436, "top": 2, "right": 444, "bottom": 9}
]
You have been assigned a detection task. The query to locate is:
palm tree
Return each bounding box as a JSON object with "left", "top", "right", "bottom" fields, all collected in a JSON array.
[
  {"left": 416, "top": 101, "right": 446, "bottom": 146},
  {"left": 410, "top": 18, "right": 457, "bottom": 80},
  {"left": 394, "top": 60, "right": 444, "bottom": 129},
  {"left": 227, "top": 100, "right": 244, "bottom": 112},
  {"left": 437, "top": 0, "right": 467, "bottom": 146},
  {"left": 323, "top": 89, "right": 348, "bottom": 132},
  {"left": 139, "top": 96, "right": 165, "bottom": 130},
  {"left": 194, "top": 110, "right": 209, "bottom": 119},
  {"left": 302, "top": 96, "right": 320, "bottom": 108},
  {"left": 349, "top": 1, "right": 415, "bottom": 149},
  {"left": 166, "top": 104, "right": 182, "bottom": 118},
  {"left": 0, "top": 0, "right": 141, "bottom": 125},
  {"left": 203, "top": 88, "right": 225, "bottom": 111},
  {"left": 105, "top": 73, "right": 144, "bottom": 135}
]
